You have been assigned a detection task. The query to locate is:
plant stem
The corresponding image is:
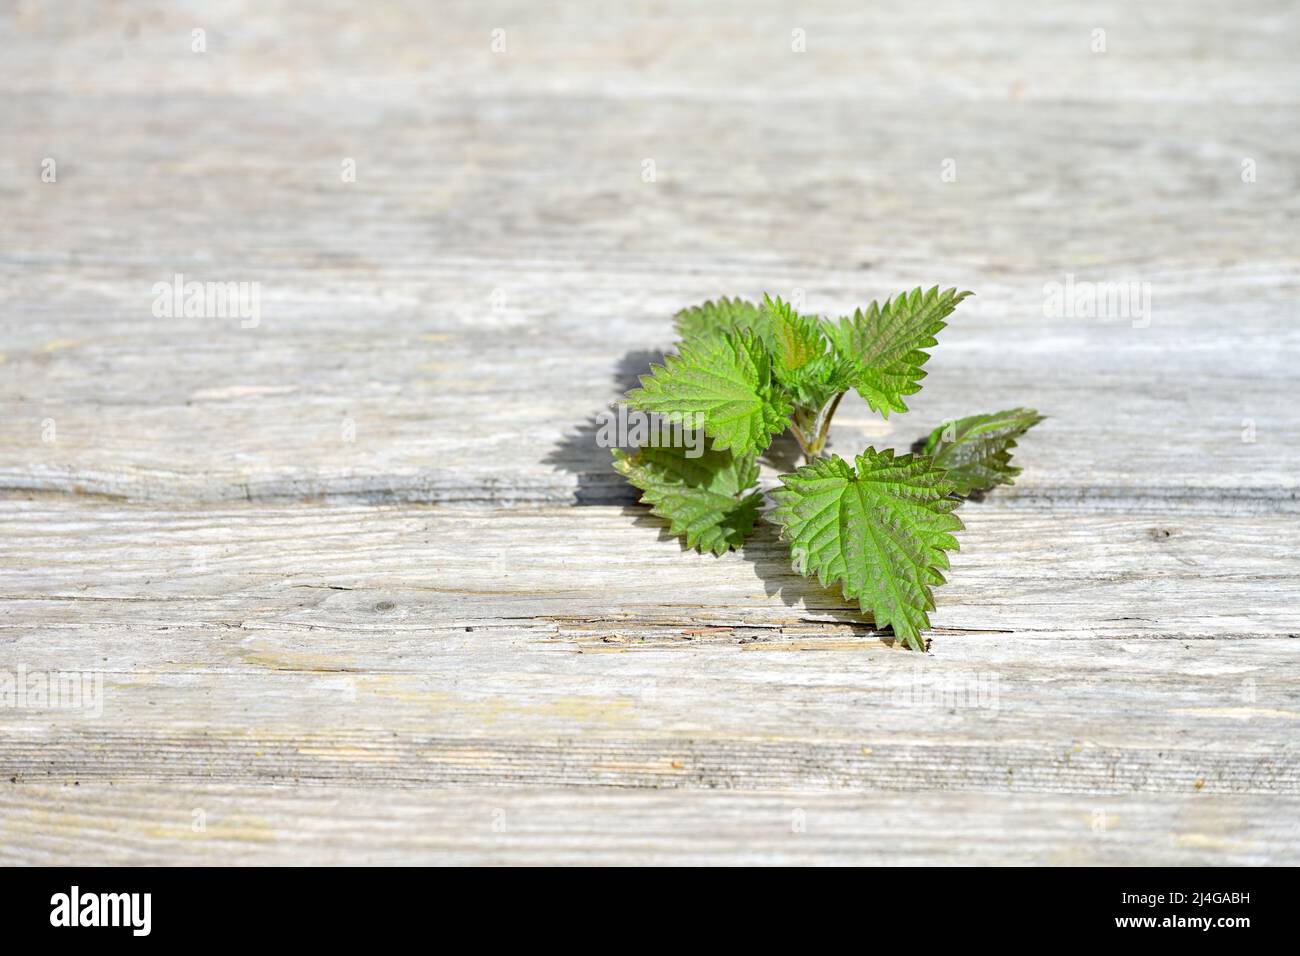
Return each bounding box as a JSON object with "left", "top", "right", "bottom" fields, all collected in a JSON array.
[
  {"left": 789, "top": 418, "right": 812, "bottom": 457},
  {"left": 791, "top": 392, "right": 848, "bottom": 465},
  {"left": 800, "top": 390, "right": 842, "bottom": 463}
]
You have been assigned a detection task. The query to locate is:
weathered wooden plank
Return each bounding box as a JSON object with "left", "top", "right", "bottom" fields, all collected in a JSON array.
[
  {"left": 3, "top": 784, "right": 1296, "bottom": 866},
  {"left": 2, "top": 501, "right": 1296, "bottom": 795},
  {"left": 1, "top": 6, "right": 1296, "bottom": 506},
  {"left": 0, "top": 266, "right": 1296, "bottom": 507},
  {"left": 3, "top": 500, "right": 1295, "bottom": 641},
  {"left": 3, "top": 0, "right": 1297, "bottom": 104}
]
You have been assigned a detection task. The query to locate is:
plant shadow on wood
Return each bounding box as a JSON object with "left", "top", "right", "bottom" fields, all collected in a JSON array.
[{"left": 543, "top": 349, "right": 667, "bottom": 504}]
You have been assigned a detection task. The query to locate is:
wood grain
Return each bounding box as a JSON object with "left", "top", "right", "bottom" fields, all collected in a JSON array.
[
  {"left": 4, "top": 784, "right": 1296, "bottom": 866},
  {"left": 1, "top": 502, "right": 1296, "bottom": 799}
]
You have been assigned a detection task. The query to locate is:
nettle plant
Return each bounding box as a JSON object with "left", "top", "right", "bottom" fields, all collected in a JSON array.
[{"left": 613, "top": 287, "right": 1042, "bottom": 651}]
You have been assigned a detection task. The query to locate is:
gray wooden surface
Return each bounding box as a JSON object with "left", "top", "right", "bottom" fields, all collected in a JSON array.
[{"left": 1, "top": 0, "right": 1298, "bottom": 864}]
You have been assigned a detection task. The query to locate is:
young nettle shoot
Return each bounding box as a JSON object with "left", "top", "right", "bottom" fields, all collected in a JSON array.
[{"left": 612, "top": 288, "right": 1042, "bottom": 651}]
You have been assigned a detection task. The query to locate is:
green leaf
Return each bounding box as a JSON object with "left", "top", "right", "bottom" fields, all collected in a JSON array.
[
  {"left": 771, "top": 448, "right": 963, "bottom": 651},
  {"left": 824, "top": 286, "right": 973, "bottom": 417},
  {"left": 673, "top": 297, "right": 767, "bottom": 341},
  {"left": 923, "top": 408, "right": 1044, "bottom": 496},
  {"left": 627, "top": 330, "right": 793, "bottom": 456},
  {"left": 613, "top": 443, "right": 762, "bottom": 555},
  {"left": 762, "top": 294, "right": 825, "bottom": 380},
  {"left": 780, "top": 352, "right": 861, "bottom": 410},
  {"left": 759, "top": 294, "right": 853, "bottom": 408}
]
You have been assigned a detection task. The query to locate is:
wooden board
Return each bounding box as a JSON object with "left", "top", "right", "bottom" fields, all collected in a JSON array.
[
  {"left": 1, "top": 0, "right": 1298, "bottom": 864},
  {"left": 5, "top": 785, "right": 1297, "bottom": 866}
]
